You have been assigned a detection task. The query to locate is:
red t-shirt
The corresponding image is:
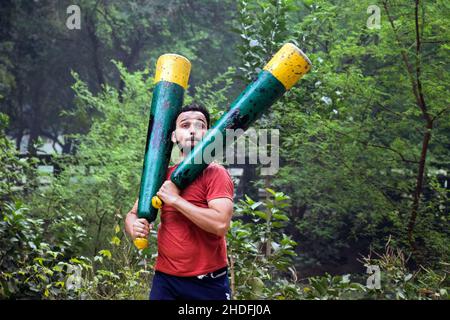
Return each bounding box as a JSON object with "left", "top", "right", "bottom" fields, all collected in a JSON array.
[{"left": 154, "top": 162, "right": 234, "bottom": 277}]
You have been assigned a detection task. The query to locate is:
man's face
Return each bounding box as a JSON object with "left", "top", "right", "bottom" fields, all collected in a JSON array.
[{"left": 172, "top": 111, "right": 208, "bottom": 153}]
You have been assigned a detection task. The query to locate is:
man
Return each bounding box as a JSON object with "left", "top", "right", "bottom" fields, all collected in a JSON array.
[{"left": 125, "top": 103, "right": 234, "bottom": 300}]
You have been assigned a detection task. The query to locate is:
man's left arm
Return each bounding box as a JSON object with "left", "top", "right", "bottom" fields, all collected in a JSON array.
[{"left": 157, "top": 180, "right": 233, "bottom": 237}]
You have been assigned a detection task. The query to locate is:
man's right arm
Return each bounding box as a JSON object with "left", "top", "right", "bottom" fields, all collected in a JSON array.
[{"left": 125, "top": 198, "right": 152, "bottom": 239}]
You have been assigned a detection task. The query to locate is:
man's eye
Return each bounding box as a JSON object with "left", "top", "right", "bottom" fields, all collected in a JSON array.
[{"left": 194, "top": 123, "right": 206, "bottom": 129}]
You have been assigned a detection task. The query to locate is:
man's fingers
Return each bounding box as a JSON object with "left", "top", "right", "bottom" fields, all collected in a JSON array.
[
  {"left": 134, "top": 225, "right": 149, "bottom": 232},
  {"left": 133, "top": 222, "right": 152, "bottom": 236},
  {"left": 135, "top": 219, "right": 150, "bottom": 231},
  {"left": 135, "top": 230, "right": 148, "bottom": 238},
  {"left": 133, "top": 219, "right": 153, "bottom": 240},
  {"left": 135, "top": 227, "right": 145, "bottom": 233},
  {"left": 137, "top": 218, "right": 150, "bottom": 226}
]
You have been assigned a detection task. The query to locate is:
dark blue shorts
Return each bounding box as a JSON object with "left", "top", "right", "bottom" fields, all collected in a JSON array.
[{"left": 149, "top": 267, "right": 231, "bottom": 300}]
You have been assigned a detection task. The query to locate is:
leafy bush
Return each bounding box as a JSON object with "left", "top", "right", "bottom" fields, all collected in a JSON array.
[
  {"left": 0, "top": 199, "right": 154, "bottom": 300},
  {"left": 234, "top": 0, "right": 450, "bottom": 273},
  {"left": 0, "top": 113, "right": 37, "bottom": 202},
  {"left": 1, "top": 62, "right": 237, "bottom": 300},
  {"left": 300, "top": 241, "right": 449, "bottom": 300},
  {"left": 0, "top": 200, "right": 87, "bottom": 299},
  {"left": 70, "top": 221, "right": 154, "bottom": 300},
  {"left": 359, "top": 241, "right": 449, "bottom": 300},
  {"left": 228, "top": 189, "right": 301, "bottom": 299}
]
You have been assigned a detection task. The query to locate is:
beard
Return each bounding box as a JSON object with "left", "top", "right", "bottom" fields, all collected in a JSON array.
[{"left": 176, "top": 136, "right": 200, "bottom": 153}]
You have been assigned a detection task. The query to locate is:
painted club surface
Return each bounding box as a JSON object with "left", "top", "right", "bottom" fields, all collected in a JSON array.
[
  {"left": 134, "top": 54, "right": 191, "bottom": 250},
  {"left": 171, "top": 43, "right": 312, "bottom": 188}
]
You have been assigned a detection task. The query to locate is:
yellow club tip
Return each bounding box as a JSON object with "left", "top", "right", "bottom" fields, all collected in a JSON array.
[
  {"left": 154, "top": 54, "right": 191, "bottom": 89},
  {"left": 263, "top": 43, "right": 312, "bottom": 90},
  {"left": 152, "top": 196, "right": 163, "bottom": 209},
  {"left": 133, "top": 238, "right": 148, "bottom": 250}
]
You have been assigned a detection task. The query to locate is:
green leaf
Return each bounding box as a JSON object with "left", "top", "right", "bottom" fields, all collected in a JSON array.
[
  {"left": 253, "top": 210, "right": 268, "bottom": 220},
  {"left": 69, "top": 258, "right": 82, "bottom": 264},
  {"left": 272, "top": 213, "right": 289, "bottom": 221},
  {"left": 98, "top": 249, "right": 112, "bottom": 260},
  {"left": 250, "top": 201, "right": 263, "bottom": 210},
  {"left": 110, "top": 236, "right": 121, "bottom": 246}
]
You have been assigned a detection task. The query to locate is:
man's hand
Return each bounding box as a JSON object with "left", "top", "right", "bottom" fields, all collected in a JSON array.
[
  {"left": 157, "top": 180, "right": 181, "bottom": 206},
  {"left": 132, "top": 218, "right": 152, "bottom": 239},
  {"left": 125, "top": 199, "right": 153, "bottom": 240}
]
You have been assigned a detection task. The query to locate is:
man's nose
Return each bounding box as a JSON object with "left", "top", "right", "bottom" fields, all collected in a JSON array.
[{"left": 189, "top": 125, "right": 197, "bottom": 135}]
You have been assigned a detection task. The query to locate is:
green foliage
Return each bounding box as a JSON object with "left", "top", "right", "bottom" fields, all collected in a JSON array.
[
  {"left": 75, "top": 221, "right": 154, "bottom": 300},
  {"left": 0, "top": 199, "right": 153, "bottom": 300},
  {"left": 0, "top": 113, "right": 39, "bottom": 200},
  {"left": 28, "top": 62, "right": 153, "bottom": 255},
  {"left": 1, "top": 0, "right": 448, "bottom": 300},
  {"left": 28, "top": 60, "right": 237, "bottom": 255},
  {"left": 187, "top": 67, "right": 237, "bottom": 123},
  {"left": 360, "top": 242, "right": 449, "bottom": 300},
  {"left": 228, "top": 191, "right": 448, "bottom": 300},
  {"left": 0, "top": 200, "right": 86, "bottom": 299},
  {"left": 0, "top": 61, "right": 239, "bottom": 299},
  {"left": 302, "top": 242, "right": 449, "bottom": 300},
  {"left": 301, "top": 273, "right": 366, "bottom": 300},
  {"left": 234, "top": 0, "right": 298, "bottom": 82},
  {"left": 228, "top": 189, "right": 301, "bottom": 299},
  {"left": 0, "top": 0, "right": 240, "bottom": 153},
  {"left": 234, "top": 0, "right": 450, "bottom": 270}
]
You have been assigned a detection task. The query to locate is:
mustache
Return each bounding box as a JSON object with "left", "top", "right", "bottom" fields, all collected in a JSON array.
[
  {"left": 185, "top": 137, "right": 201, "bottom": 142},
  {"left": 175, "top": 137, "right": 201, "bottom": 148}
]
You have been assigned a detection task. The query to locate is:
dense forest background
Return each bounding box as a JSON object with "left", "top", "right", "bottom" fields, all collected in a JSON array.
[{"left": 0, "top": 0, "right": 448, "bottom": 299}]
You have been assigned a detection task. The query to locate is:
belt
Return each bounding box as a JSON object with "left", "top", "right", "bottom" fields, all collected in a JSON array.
[{"left": 196, "top": 267, "right": 228, "bottom": 279}]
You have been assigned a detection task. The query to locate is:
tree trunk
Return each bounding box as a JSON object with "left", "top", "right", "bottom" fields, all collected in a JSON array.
[
  {"left": 229, "top": 247, "right": 235, "bottom": 299},
  {"left": 28, "top": 122, "right": 39, "bottom": 156},
  {"left": 265, "top": 175, "right": 272, "bottom": 257},
  {"left": 407, "top": 121, "right": 432, "bottom": 252},
  {"left": 86, "top": 15, "right": 105, "bottom": 89},
  {"left": 383, "top": 0, "right": 432, "bottom": 255}
]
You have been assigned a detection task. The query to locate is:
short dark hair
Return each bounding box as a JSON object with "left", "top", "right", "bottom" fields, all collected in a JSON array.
[{"left": 176, "top": 103, "right": 211, "bottom": 128}]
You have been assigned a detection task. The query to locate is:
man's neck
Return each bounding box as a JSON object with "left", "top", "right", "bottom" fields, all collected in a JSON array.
[{"left": 174, "top": 152, "right": 187, "bottom": 165}]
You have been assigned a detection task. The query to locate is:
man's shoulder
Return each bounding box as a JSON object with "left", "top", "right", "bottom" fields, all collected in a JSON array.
[
  {"left": 203, "top": 162, "right": 230, "bottom": 176},
  {"left": 198, "top": 162, "right": 233, "bottom": 185},
  {"left": 201, "top": 162, "right": 234, "bottom": 198}
]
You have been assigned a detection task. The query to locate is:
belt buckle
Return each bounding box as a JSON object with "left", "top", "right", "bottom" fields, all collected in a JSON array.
[
  {"left": 210, "top": 269, "right": 226, "bottom": 279},
  {"left": 196, "top": 268, "right": 227, "bottom": 280}
]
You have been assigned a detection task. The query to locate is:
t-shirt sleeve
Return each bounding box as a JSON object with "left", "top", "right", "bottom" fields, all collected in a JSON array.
[{"left": 205, "top": 165, "right": 234, "bottom": 202}]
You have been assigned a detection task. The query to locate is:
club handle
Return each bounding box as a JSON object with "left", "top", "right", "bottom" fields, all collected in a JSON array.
[
  {"left": 133, "top": 196, "right": 163, "bottom": 250},
  {"left": 152, "top": 195, "right": 163, "bottom": 209},
  {"left": 133, "top": 237, "right": 149, "bottom": 250}
]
